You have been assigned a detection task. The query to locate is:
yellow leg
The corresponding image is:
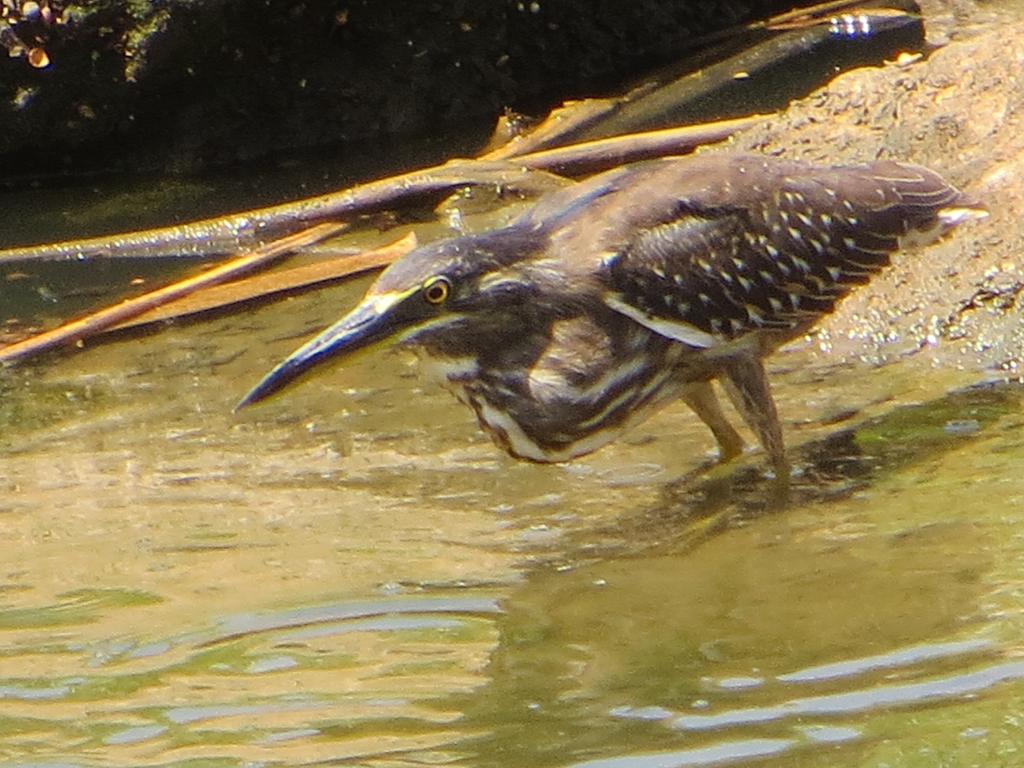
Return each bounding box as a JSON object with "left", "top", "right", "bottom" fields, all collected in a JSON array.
[
  {"left": 719, "top": 353, "right": 790, "bottom": 484},
  {"left": 680, "top": 380, "right": 745, "bottom": 463}
]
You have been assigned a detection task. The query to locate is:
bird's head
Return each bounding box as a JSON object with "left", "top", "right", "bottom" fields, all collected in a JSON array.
[{"left": 237, "top": 228, "right": 542, "bottom": 409}]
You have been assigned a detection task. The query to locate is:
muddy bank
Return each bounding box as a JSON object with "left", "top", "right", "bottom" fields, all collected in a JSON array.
[{"left": 729, "top": 2, "right": 1022, "bottom": 378}]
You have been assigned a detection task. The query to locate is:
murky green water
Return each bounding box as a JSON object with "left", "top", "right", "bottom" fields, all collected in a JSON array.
[
  {"left": 3, "top": 7, "right": 1024, "bottom": 763},
  {"left": 2, "top": 249, "right": 1023, "bottom": 767}
]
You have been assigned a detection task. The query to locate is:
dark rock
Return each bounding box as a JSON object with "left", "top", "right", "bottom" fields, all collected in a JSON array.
[{"left": 0, "top": 0, "right": 803, "bottom": 181}]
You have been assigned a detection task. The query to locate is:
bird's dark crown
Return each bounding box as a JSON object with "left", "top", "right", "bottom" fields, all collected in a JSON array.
[{"left": 368, "top": 225, "right": 545, "bottom": 310}]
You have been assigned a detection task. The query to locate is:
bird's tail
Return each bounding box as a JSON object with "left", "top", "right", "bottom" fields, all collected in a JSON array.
[
  {"left": 900, "top": 202, "right": 988, "bottom": 250},
  {"left": 858, "top": 160, "right": 988, "bottom": 249}
]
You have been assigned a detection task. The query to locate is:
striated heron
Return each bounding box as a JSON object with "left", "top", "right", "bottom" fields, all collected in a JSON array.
[{"left": 238, "top": 153, "right": 984, "bottom": 479}]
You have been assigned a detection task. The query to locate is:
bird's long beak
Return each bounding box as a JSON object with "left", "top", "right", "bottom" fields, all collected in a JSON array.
[{"left": 236, "top": 295, "right": 402, "bottom": 410}]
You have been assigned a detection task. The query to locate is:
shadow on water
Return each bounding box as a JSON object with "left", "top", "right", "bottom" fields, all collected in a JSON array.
[
  {"left": 615, "top": 381, "right": 1024, "bottom": 554},
  {"left": 447, "top": 381, "right": 1024, "bottom": 768},
  {"left": 453, "top": 545, "right": 1011, "bottom": 767}
]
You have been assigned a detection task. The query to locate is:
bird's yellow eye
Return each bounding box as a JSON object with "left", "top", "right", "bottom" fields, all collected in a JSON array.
[{"left": 422, "top": 276, "right": 451, "bottom": 305}]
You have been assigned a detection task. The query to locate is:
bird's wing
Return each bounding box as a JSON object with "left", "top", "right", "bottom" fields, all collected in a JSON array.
[{"left": 601, "top": 155, "right": 969, "bottom": 348}]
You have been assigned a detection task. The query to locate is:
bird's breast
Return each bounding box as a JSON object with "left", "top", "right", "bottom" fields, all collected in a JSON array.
[{"left": 411, "top": 315, "right": 706, "bottom": 462}]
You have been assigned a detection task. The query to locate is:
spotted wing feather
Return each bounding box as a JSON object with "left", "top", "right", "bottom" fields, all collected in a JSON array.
[{"left": 604, "top": 156, "right": 968, "bottom": 346}]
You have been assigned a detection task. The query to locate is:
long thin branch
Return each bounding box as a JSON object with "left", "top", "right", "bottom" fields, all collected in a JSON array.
[
  {"left": 108, "top": 232, "right": 418, "bottom": 332},
  {"left": 0, "top": 222, "right": 346, "bottom": 365},
  {"left": 511, "top": 115, "right": 766, "bottom": 174}
]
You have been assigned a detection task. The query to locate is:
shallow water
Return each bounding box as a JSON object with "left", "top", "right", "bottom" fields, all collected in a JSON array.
[
  {"left": 3, "top": 9, "right": 1024, "bottom": 764},
  {"left": 2, "top": 248, "right": 1023, "bottom": 767}
]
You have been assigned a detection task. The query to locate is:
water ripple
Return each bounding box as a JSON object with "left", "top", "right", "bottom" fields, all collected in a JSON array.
[
  {"left": 209, "top": 594, "right": 502, "bottom": 644},
  {"left": 776, "top": 638, "right": 994, "bottom": 683},
  {"left": 672, "top": 659, "right": 1024, "bottom": 731},
  {"left": 567, "top": 738, "right": 795, "bottom": 768}
]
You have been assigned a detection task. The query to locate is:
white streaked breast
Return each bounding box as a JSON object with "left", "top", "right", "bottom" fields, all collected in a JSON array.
[{"left": 474, "top": 398, "right": 550, "bottom": 462}]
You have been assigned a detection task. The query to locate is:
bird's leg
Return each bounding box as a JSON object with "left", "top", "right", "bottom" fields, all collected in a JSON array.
[
  {"left": 719, "top": 352, "right": 790, "bottom": 484},
  {"left": 680, "top": 380, "right": 745, "bottom": 463}
]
